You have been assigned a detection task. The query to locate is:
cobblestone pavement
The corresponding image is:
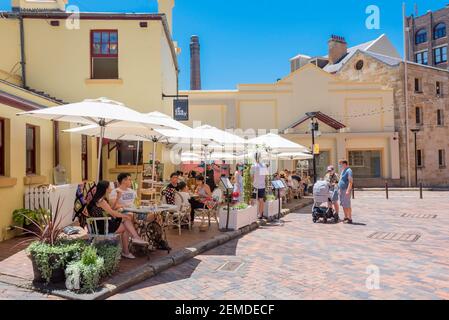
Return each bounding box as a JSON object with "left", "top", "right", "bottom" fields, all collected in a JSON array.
[
  {"left": 0, "top": 281, "right": 61, "bottom": 300},
  {"left": 109, "top": 191, "right": 449, "bottom": 300}
]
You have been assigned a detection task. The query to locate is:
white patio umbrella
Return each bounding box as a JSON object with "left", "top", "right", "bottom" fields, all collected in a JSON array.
[
  {"left": 64, "top": 114, "right": 209, "bottom": 186},
  {"left": 248, "top": 133, "right": 309, "bottom": 153},
  {"left": 276, "top": 152, "right": 313, "bottom": 160},
  {"left": 18, "top": 98, "right": 180, "bottom": 182}
]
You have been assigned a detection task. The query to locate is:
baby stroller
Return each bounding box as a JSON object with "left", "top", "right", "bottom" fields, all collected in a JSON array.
[{"left": 312, "top": 180, "right": 339, "bottom": 223}]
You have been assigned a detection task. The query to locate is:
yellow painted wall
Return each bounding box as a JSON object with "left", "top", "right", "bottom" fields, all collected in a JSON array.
[
  {"left": 0, "top": 103, "right": 54, "bottom": 241},
  {"left": 238, "top": 100, "right": 277, "bottom": 130},
  {"left": 22, "top": 19, "right": 170, "bottom": 113},
  {"left": 0, "top": 20, "right": 22, "bottom": 85}
]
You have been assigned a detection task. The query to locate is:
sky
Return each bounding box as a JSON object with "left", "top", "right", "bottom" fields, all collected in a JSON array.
[{"left": 1, "top": 0, "right": 448, "bottom": 90}]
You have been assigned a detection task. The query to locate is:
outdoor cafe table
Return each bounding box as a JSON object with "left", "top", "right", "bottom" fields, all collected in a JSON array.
[{"left": 124, "top": 205, "right": 178, "bottom": 253}]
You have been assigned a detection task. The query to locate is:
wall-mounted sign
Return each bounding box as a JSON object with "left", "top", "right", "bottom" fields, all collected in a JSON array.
[{"left": 174, "top": 99, "right": 189, "bottom": 121}]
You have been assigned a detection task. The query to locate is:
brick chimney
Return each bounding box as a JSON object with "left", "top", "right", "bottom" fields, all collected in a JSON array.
[
  {"left": 328, "top": 35, "right": 348, "bottom": 65},
  {"left": 190, "top": 35, "right": 201, "bottom": 90}
]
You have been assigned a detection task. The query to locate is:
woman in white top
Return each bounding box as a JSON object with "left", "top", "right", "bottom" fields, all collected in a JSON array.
[{"left": 176, "top": 181, "right": 191, "bottom": 209}]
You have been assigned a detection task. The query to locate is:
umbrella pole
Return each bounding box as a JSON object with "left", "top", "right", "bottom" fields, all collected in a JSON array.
[
  {"left": 135, "top": 141, "right": 140, "bottom": 178},
  {"left": 152, "top": 138, "right": 157, "bottom": 188},
  {"left": 96, "top": 125, "right": 105, "bottom": 183}
]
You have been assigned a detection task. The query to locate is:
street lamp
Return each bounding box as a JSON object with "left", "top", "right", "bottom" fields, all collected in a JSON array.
[
  {"left": 306, "top": 112, "right": 318, "bottom": 184},
  {"left": 411, "top": 128, "right": 420, "bottom": 187}
]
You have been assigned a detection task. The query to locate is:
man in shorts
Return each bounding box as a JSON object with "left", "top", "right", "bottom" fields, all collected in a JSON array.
[
  {"left": 251, "top": 152, "right": 269, "bottom": 219},
  {"left": 338, "top": 160, "right": 354, "bottom": 224}
]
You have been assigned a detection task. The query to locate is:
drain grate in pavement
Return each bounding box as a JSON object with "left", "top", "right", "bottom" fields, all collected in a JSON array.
[
  {"left": 368, "top": 232, "right": 421, "bottom": 242},
  {"left": 400, "top": 213, "right": 437, "bottom": 219},
  {"left": 216, "top": 261, "right": 245, "bottom": 272}
]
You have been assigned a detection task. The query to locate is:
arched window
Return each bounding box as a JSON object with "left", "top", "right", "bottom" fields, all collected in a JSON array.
[
  {"left": 434, "top": 23, "right": 446, "bottom": 39},
  {"left": 415, "top": 29, "right": 427, "bottom": 44}
]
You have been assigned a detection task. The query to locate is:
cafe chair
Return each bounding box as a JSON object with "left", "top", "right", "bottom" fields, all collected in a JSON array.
[
  {"left": 165, "top": 192, "right": 192, "bottom": 235},
  {"left": 86, "top": 217, "right": 120, "bottom": 244}
]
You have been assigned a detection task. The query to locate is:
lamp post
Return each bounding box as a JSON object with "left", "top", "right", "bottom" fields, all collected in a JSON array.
[
  {"left": 411, "top": 128, "right": 420, "bottom": 187},
  {"left": 306, "top": 112, "right": 318, "bottom": 184}
]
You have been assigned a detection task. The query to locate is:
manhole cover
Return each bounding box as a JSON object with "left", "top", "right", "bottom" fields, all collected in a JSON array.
[
  {"left": 401, "top": 213, "right": 437, "bottom": 219},
  {"left": 368, "top": 232, "right": 421, "bottom": 242},
  {"left": 216, "top": 261, "right": 245, "bottom": 272}
]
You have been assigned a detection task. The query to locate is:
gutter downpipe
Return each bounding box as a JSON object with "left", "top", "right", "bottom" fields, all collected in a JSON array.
[
  {"left": 403, "top": 3, "right": 411, "bottom": 187},
  {"left": 19, "top": 12, "right": 27, "bottom": 88}
]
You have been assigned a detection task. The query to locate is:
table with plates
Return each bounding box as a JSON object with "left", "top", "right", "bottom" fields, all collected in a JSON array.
[{"left": 124, "top": 204, "right": 178, "bottom": 255}]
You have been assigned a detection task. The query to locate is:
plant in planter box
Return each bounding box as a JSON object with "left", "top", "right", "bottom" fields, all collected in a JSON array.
[
  {"left": 12, "top": 208, "right": 48, "bottom": 236},
  {"left": 233, "top": 203, "right": 249, "bottom": 210},
  {"left": 265, "top": 194, "right": 276, "bottom": 202},
  {"left": 26, "top": 241, "right": 86, "bottom": 284},
  {"left": 95, "top": 241, "right": 122, "bottom": 278},
  {"left": 65, "top": 246, "right": 105, "bottom": 293},
  {"left": 17, "top": 198, "right": 85, "bottom": 284}
]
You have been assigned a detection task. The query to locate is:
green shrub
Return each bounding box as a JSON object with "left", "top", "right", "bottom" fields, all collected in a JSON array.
[
  {"left": 81, "top": 246, "right": 98, "bottom": 266},
  {"left": 27, "top": 241, "right": 86, "bottom": 284},
  {"left": 65, "top": 255, "right": 104, "bottom": 293},
  {"left": 266, "top": 194, "right": 276, "bottom": 201},
  {"left": 233, "top": 203, "right": 249, "bottom": 210},
  {"left": 95, "top": 242, "right": 122, "bottom": 278}
]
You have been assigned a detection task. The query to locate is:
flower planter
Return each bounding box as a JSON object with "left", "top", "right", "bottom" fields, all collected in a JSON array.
[
  {"left": 264, "top": 199, "right": 283, "bottom": 219},
  {"left": 219, "top": 205, "right": 257, "bottom": 231},
  {"left": 30, "top": 254, "right": 66, "bottom": 284}
]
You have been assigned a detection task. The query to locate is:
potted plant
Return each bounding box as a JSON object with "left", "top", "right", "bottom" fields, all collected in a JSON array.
[
  {"left": 12, "top": 208, "right": 44, "bottom": 236},
  {"left": 219, "top": 202, "right": 257, "bottom": 231},
  {"left": 16, "top": 199, "right": 85, "bottom": 284},
  {"left": 95, "top": 241, "right": 122, "bottom": 278},
  {"left": 264, "top": 194, "right": 282, "bottom": 219},
  {"left": 65, "top": 246, "right": 105, "bottom": 293}
]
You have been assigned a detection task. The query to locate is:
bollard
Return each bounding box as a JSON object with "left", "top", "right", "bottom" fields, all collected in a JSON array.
[
  {"left": 385, "top": 182, "right": 389, "bottom": 199},
  {"left": 420, "top": 183, "right": 423, "bottom": 199},
  {"left": 352, "top": 186, "right": 355, "bottom": 199}
]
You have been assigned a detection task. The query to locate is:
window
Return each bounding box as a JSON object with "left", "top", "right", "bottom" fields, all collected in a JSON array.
[
  {"left": 439, "top": 149, "right": 446, "bottom": 168},
  {"left": 117, "top": 141, "right": 143, "bottom": 166},
  {"left": 415, "top": 78, "right": 422, "bottom": 93},
  {"left": 436, "top": 81, "right": 442, "bottom": 96},
  {"left": 434, "top": 23, "right": 446, "bottom": 40},
  {"left": 348, "top": 150, "right": 382, "bottom": 178},
  {"left": 91, "top": 30, "right": 118, "bottom": 79},
  {"left": 26, "top": 125, "right": 36, "bottom": 175},
  {"left": 417, "top": 150, "right": 423, "bottom": 167},
  {"left": 415, "top": 51, "right": 428, "bottom": 65},
  {"left": 0, "top": 118, "right": 4, "bottom": 176},
  {"left": 416, "top": 107, "right": 423, "bottom": 125},
  {"left": 434, "top": 46, "right": 448, "bottom": 64},
  {"left": 415, "top": 29, "right": 427, "bottom": 44},
  {"left": 355, "top": 60, "right": 364, "bottom": 70},
  {"left": 437, "top": 109, "right": 444, "bottom": 126}
]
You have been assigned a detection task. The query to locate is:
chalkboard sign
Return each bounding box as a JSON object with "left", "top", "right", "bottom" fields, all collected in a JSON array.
[{"left": 174, "top": 99, "right": 189, "bottom": 121}]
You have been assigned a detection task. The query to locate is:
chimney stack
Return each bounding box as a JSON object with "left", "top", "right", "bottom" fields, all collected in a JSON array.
[
  {"left": 190, "top": 35, "right": 201, "bottom": 90},
  {"left": 328, "top": 35, "right": 348, "bottom": 65}
]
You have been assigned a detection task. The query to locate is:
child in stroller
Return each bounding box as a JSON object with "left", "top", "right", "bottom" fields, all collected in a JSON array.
[{"left": 312, "top": 180, "right": 340, "bottom": 223}]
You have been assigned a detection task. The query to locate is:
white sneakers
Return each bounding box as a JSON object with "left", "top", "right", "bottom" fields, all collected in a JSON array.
[
  {"left": 132, "top": 238, "right": 149, "bottom": 246},
  {"left": 122, "top": 252, "right": 136, "bottom": 259}
]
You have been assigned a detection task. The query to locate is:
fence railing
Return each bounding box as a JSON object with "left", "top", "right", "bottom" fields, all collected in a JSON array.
[{"left": 24, "top": 185, "right": 51, "bottom": 211}]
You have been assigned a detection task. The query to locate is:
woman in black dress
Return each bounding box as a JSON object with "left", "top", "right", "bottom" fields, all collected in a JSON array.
[{"left": 87, "top": 181, "right": 147, "bottom": 259}]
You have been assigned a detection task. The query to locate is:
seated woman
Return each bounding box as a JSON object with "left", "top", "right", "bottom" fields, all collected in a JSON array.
[
  {"left": 177, "top": 181, "right": 191, "bottom": 208},
  {"left": 87, "top": 180, "right": 148, "bottom": 260},
  {"left": 188, "top": 176, "right": 212, "bottom": 224}
]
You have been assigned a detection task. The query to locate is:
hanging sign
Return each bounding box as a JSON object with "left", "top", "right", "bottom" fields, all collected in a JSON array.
[{"left": 174, "top": 99, "right": 189, "bottom": 121}]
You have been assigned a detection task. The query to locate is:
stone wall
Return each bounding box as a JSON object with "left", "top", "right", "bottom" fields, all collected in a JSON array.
[{"left": 336, "top": 52, "right": 449, "bottom": 187}]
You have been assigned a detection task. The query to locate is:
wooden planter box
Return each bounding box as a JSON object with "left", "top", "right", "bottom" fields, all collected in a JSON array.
[
  {"left": 264, "top": 199, "right": 282, "bottom": 219},
  {"left": 219, "top": 206, "right": 257, "bottom": 231}
]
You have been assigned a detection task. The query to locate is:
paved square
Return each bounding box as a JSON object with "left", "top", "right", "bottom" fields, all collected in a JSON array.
[{"left": 109, "top": 191, "right": 449, "bottom": 300}]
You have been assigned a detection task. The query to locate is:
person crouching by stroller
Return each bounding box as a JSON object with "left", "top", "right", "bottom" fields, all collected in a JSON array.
[{"left": 324, "top": 166, "right": 339, "bottom": 221}]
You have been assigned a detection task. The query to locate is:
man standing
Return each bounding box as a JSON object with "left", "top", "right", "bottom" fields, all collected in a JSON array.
[
  {"left": 110, "top": 173, "right": 137, "bottom": 210},
  {"left": 251, "top": 152, "right": 269, "bottom": 219},
  {"left": 338, "top": 160, "right": 353, "bottom": 224}
]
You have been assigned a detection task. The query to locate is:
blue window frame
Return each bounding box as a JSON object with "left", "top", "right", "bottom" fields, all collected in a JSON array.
[
  {"left": 434, "top": 46, "right": 448, "bottom": 64},
  {"left": 415, "top": 29, "right": 427, "bottom": 44},
  {"left": 415, "top": 51, "right": 428, "bottom": 65},
  {"left": 434, "top": 23, "right": 446, "bottom": 40}
]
